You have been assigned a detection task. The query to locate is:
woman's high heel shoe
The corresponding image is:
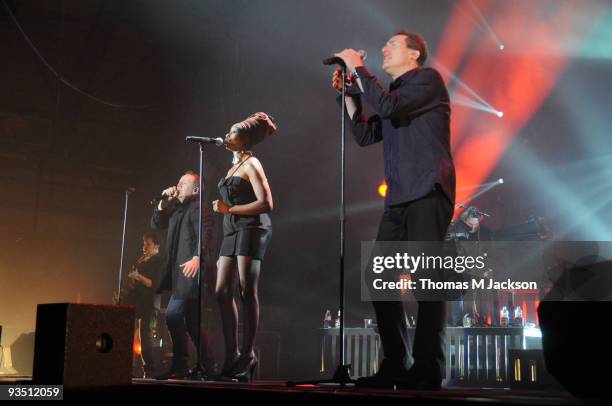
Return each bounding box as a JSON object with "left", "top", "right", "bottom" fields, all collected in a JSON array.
[
  {"left": 218, "top": 353, "right": 241, "bottom": 379},
  {"left": 233, "top": 355, "right": 258, "bottom": 383}
]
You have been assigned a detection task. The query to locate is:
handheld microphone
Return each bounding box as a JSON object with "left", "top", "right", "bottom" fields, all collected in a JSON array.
[
  {"left": 150, "top": 194, "right": 178, "bottom": 206},
  {"left": 323, "top": 49, "right": 367, "bottom": 67},
  {"left": 185, "top": 136, "right": 224, "bottom": 146}
]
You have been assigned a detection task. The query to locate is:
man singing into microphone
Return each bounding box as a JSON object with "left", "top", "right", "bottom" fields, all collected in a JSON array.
[
  {"left": 332, "top": 30, "right": 455, "bottom": 389},
  {"left": 151, "top": 171, "right": 214, "bottom": 379}
]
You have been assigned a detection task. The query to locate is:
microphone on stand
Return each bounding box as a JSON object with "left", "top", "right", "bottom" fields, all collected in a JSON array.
[
  {"left": 456, "top": 204, "right": 491, "bottom": 218},
  {"left": 185, "top": 136, "right": 224, "bottom": 146},
  {"left": 323, "top": 49, "right": 367, "bottom": 67}
]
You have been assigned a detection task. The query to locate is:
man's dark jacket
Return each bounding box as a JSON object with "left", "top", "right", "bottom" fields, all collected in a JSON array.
[{"left": 151, "top": 196, "right": 212, "bottom": 299}]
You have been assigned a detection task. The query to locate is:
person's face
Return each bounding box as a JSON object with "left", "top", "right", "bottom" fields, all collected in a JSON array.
[
  {"left": 142, "top": 237, "right": 159, "bottom": 256},
  {"left": 224, "top": 126, "right": 248, "bottom": 152},
  {"left": 381, "top": 35, "right": 420, "bottom": 77},
  {"left": 177, "top": 174, "right": 198, "bottom": 199},
  {"left": 465, "top": 217, "right": 480, "bottom": 233}
]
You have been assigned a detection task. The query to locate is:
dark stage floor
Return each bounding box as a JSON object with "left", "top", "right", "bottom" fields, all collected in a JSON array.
[{"left": 0, "top": 377, "right": 597, "bottom": 404}]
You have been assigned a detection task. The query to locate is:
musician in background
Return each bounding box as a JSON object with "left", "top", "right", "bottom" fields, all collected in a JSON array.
[
  {"left": 450, "top": 206, "right": 492, "bottom": 242},
  {"left": 115, "top": 233, "right": 164, "bottom": 376},
  {"left": 447, "top": 206, "right": 494, "bottom": 326}
]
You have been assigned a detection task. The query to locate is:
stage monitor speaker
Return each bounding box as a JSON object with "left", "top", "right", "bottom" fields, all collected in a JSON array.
[
  {"left": 32, "top": 303, "right": 134, "bottom": 388},
  {"left": 538, "top": 301, "right": 612, "bottom": 399}
]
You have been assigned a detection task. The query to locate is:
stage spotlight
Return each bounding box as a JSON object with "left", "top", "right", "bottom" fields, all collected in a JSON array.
[
  {"left": 377, "top": 181, "right": 388, "bottom": 198},
  {"left": 496, "top": 111, "right": 504, "bottom": 118},
  {"left": 499, "top": 44, "right": 505, "bottom": 51},
  {"left": 498, "top": 178, "right": 504, "bottom": 184}
]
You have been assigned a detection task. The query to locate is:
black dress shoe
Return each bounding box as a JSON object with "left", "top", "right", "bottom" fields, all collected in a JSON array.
[
  {"left": 154, "top": 368, "right": 191, "bottom": 380},
  {"left": 187, "top": 367, "right": 210, "bottom": 381},
  {"left": 355, "top": 359, "right": 408, "bottom": 389},
  {"left": 355, "top": 374, "right": 395, "bottom": 389},
  {"left": 395, "top": 377, "right": 442, "bottom": 390},
  {"left": 395, "top": 366, "right": 442, "bottom": 390}
]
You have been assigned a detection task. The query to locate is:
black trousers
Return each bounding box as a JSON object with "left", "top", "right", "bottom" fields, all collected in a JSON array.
[
  {"left": 166, "top": 296, "right": 215, "bottom": 371},
  {"left": 373, "top": 186, "right": 453, "bottom": 378},
  {"left": 166, "top": 297, "right": 199, "bottom": 370}
]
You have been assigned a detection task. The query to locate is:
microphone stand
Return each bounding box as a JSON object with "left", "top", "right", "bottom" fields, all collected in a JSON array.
[
  {"left": 287, "top": 64, "right": 354, "bottom": 387},
  {"left": 187, "top": 140, "right": 208, "bottom": 381},
  {"left": 116, "top": 187, "right": 134, "bottom": 304},
  {"left": 334, "top": 63, "right": 353, "bottom": 385}
]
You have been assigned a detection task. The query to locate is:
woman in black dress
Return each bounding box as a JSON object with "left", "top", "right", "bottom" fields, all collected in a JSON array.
[{"left": 212, "top": 112, "right": 276, "bottom": 382}]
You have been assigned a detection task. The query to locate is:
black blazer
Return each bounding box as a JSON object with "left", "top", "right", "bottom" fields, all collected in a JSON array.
[{"left": 151, "top": 196, "right": 211, "bottom": 299}]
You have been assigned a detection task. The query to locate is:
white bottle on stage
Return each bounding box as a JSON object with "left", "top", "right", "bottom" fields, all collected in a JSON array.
[
  {"left": 500, "top": 306, "right": 509, "bottom": 327},
  {"left": 323, "top": 310, "right": 333, "bottom": 328},
  {"left": 513, "top": 306, "right": 524, "bottom": 327}
]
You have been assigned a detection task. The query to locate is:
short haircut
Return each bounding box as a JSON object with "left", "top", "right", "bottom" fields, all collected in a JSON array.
[
  {"left": 460, "top": 207, "right": 481, "bottom": 222},
  {"left": 184, "top": 170, "right": 200, "bottom": 188},
  {"left": 143, "top": 233, "right": 161, "bottom": 246},
  {"left": 394, "top": 29, "right": 428, "bottom": 66}
]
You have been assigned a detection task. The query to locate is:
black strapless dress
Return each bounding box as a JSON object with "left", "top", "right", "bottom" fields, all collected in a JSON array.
[{"left": 217, "top": 176, "right": 272, "bottom": 260}]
